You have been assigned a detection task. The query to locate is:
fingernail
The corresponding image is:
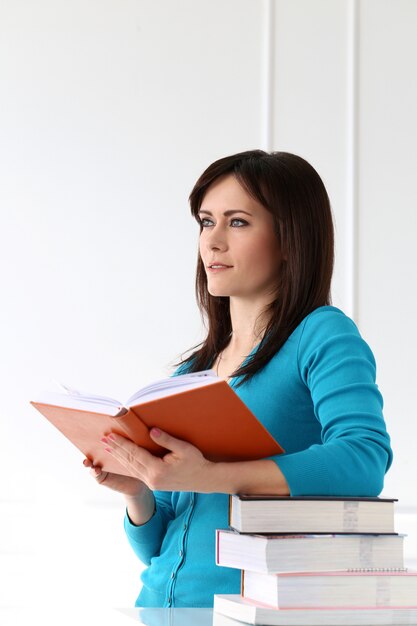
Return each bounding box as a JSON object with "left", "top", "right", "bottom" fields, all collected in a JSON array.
[
  {"left": 151, "top": 427, "right": 161, "bottom": 437},
  {"left": 104, "top": 447, "right": 112, "bottom": 453},
  {"left": 101, "top": 437, "right": 108, "bottom": 444},
  {"left": 108, "top": 433, "right": 116, "bottom": 441}
]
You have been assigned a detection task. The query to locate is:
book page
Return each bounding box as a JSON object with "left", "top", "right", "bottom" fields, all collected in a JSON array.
[
  {"left": 33, "top": 370, "right": 219, "bottom": 415},
  {"left": 31, "top": 390, "right": 123, "bottom": 415},
  {"left": 125, "top": 370, "right": 218, "bottom": 405}
]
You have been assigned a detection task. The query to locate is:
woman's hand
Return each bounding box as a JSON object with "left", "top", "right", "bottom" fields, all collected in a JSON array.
[
  {"left": 82, "top": 457, "right": 146, "bottom": 497},
  {"left": 100, "top": 429, "right": 217, "bottom": 493},
  {"left": 95, "top": 428, "right": 290, "bottom": 497},
  {"left": 83, "top": 457, "right": 156, "bottom": 525}
]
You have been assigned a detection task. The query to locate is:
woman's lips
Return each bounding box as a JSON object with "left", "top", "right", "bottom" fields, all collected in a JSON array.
[{"left": 207, "top": 265, "right": 233, "bottom": 273}]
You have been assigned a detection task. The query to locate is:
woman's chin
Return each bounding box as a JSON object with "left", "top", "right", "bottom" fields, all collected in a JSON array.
[{"left": 207, "top": 287, "right": 230, "bottom": 297}]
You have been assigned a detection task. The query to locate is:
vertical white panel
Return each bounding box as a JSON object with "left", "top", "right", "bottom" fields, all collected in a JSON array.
[
  {"left": 345, "top": 0, "right": 360, "bottom": 321},
  {"left": 272, "top": 0, "right": 351, "bottom": 313},
  {"left": 261, "top": 0, "right": 275, "bottom": 151},
  {"left": 357, "top": 0, "right": 417, "bottom": 516}
]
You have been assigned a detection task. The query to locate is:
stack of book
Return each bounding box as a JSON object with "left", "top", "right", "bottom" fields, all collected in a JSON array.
[{"left": 213, "top": 495, "right": 417, "bottom": 626}]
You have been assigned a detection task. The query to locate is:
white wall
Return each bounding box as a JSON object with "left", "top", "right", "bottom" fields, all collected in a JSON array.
[
  {"left": 1, "top": 0, "right": 416, "bottom": 614},
  {"left": 357, "top": 0, "right": 417, "bottom": 508}
]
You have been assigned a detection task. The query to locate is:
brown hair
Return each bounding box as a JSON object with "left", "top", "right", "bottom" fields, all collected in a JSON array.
[{"left": 176, "top": 149, "right": 334, "bottom": 386}]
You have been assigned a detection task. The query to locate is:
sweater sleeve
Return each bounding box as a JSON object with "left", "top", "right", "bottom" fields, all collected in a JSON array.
[
  {"left": 271, "top": 309, "right": 393, "bottom": 497},
  {"left": 124, "top": 490, "right": 175, "bottom": 565}
]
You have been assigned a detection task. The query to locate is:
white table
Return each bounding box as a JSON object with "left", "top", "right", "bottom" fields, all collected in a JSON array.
[{"left": 0, "top": 606, "right": 214, "bottom": 626}]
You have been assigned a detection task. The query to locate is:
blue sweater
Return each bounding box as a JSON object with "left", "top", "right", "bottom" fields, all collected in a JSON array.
[{"left": 124, "top": 306, "right": 393, "bottom": 607}]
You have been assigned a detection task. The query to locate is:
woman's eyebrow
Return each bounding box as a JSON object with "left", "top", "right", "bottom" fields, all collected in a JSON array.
[{"left": 198, "top": 209, "right": 253, "bottom": 217}]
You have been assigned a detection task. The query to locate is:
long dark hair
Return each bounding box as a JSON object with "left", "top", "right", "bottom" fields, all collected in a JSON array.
[{"left": 176, "top": 149, "right": 334, "bottom": 386}]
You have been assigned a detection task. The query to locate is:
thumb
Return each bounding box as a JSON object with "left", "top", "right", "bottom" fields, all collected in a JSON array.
[{"left": 149, "top": 427, "right": 190, "bottom": 454}]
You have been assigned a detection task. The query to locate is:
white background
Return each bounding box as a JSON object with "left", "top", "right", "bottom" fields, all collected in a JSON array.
[{"left": 1, "top": 0, "right": 416, "bottom": 615}]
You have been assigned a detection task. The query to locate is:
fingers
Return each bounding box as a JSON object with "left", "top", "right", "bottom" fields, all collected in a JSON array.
[
  {"left": 83, "top": 457, "right": 108, "bottom": 483},
  {"left": 102, "top": 430, "right": 197, "bottom": 469},
  {"left": 148, "top": 428, "right": 191, "bottom": 456},
  {"left": 90, "top": 430, "right": 199, "bottom": 492},
  {"left": 100, "top": 433, "right": 157, "bottom": 479},
  {"left": 91, "top": 467, "right": 109, "bottom": 484},
  {"left": 102, "top": 433, "right": 156, "bottom": 464}
]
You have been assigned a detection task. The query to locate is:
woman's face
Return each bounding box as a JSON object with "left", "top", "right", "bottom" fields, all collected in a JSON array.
[{"left": 198, "top": 174, "right": 283, "bottom": 300}]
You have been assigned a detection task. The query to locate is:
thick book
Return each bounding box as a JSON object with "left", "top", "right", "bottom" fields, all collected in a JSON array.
[
  {"left": 30, "top": 370, "right": 283, "bottom": 475},
  {"left": 229, "top": 494, "right": 397, "bottom": 534},
  {"left": 213, "top": 595, "right": 417, "bottom": 626},
  {"left": 241, "top": 569, "right": 417, "bottom": 609},
  {"left": 216, "top": 529, "right": 404, "bottom": 573}
]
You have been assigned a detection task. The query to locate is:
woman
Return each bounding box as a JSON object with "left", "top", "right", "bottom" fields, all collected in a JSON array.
[{"left": 84, "top": 150, "right": 393, "bottom": 608}]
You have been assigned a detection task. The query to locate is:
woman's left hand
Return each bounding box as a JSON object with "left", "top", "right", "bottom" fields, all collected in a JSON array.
[{"left": 100, "top": 429, "right": 217, "bottom": 493}]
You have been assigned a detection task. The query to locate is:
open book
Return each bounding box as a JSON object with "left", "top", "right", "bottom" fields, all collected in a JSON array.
[{"left": 31, "top": 370, "right": 283, "bottom": 476}]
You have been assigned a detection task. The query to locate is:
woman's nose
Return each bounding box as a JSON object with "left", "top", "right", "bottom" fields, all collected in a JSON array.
[{"left": 206, "top": 227, "right": 228, "bottom": 251}]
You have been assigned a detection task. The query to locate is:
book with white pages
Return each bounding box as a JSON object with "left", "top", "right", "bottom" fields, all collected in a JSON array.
[
  {"left": 216, "top": 529, "right": 405, "bottom": 573},
  {"left": 213, "top": 594, "right": 417, "bottom": 626},
  {"left": 229, "top": 494, "right": 397, "bottom": 534},
  {"left": 241, "top": 569, "right": 417, "bottom": 609}
]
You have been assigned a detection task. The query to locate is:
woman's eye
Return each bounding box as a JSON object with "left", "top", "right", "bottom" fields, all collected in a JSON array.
[
  {"left": 230, "top": 218, "right": 247, "bottom": 227},
  {"left": 200, "top": 218, "right": 213, "bottom": 227},
  {"left": 199, "top": 217, "right": 248, "bottom": 228}
]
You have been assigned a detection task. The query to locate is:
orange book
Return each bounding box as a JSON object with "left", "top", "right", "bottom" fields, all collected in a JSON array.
[{"left": 31, "top": 370, "right": 283, "bottom": 476}]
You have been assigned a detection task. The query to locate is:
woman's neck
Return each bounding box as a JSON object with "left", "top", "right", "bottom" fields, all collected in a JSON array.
[{"left": 227, "top": 297, "right": 272, "bottom": 354}]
